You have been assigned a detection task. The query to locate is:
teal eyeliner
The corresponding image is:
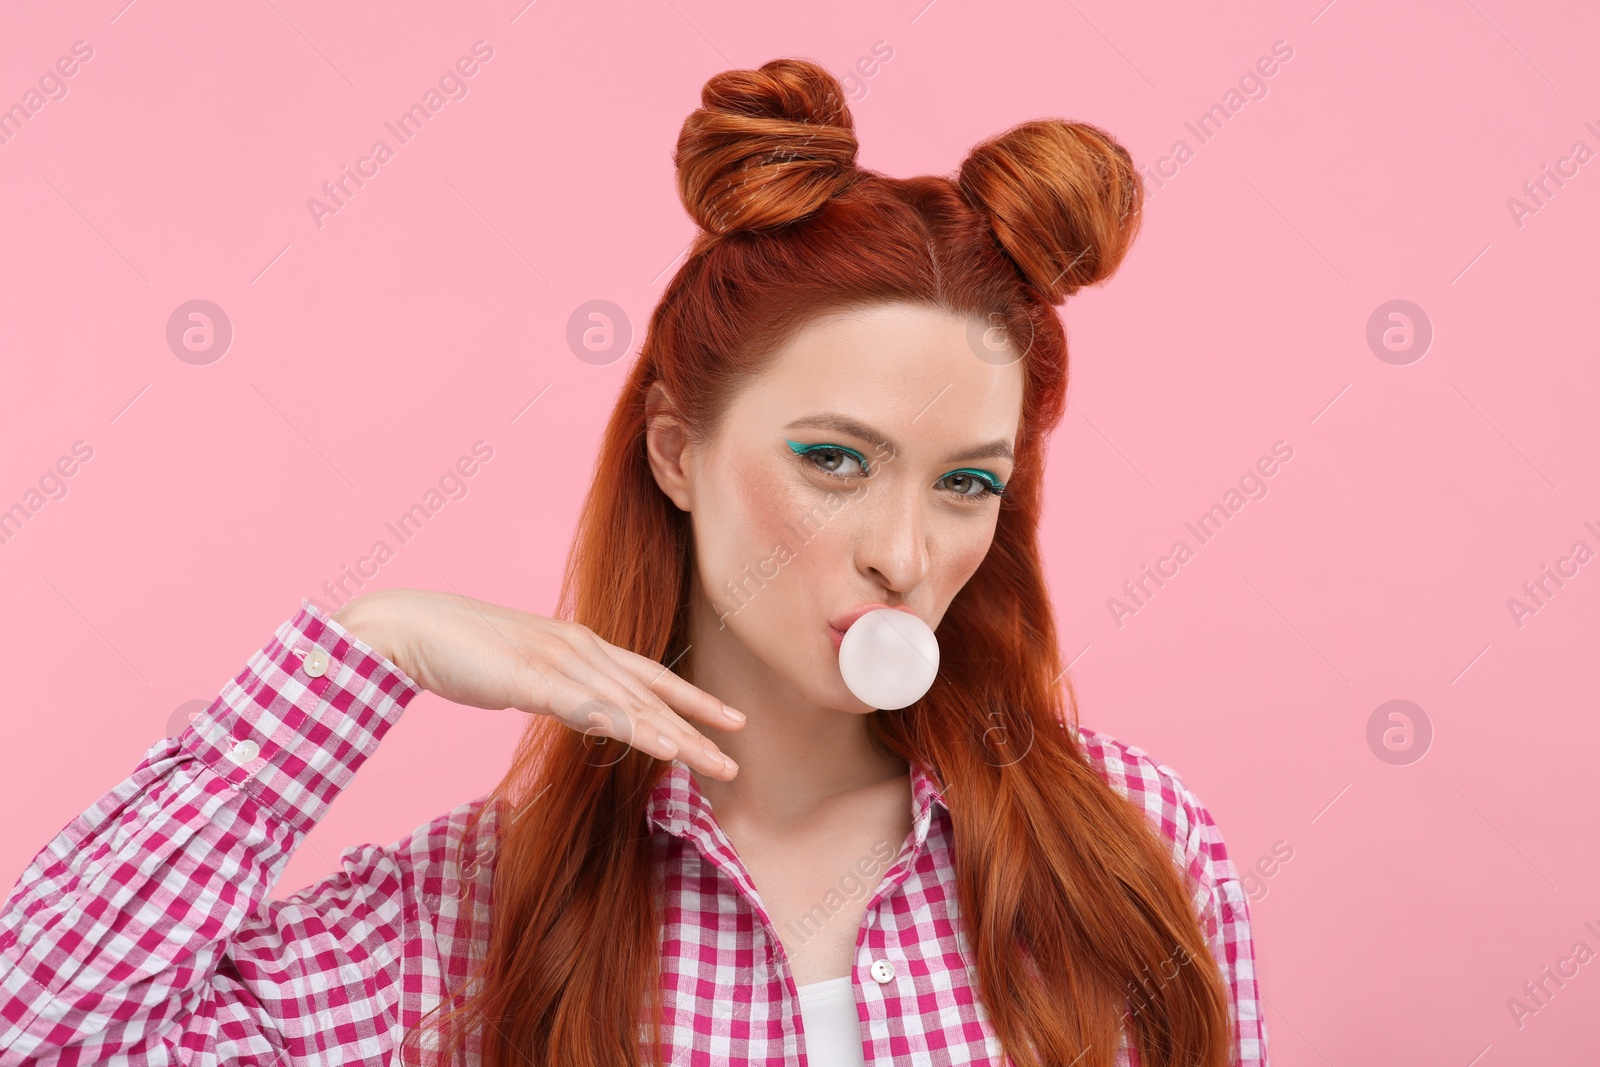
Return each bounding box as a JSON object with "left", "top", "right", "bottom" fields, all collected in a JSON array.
[
  {"left": 785, "top": 440, "right": 1005, "bottom": 495},
  {"left": 946, "top": 467, "right": 1006, "bottom": 495}
]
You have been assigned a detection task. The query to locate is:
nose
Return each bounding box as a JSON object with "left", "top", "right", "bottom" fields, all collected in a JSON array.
[{"left": 855, "top": 483, "right": 931, "bottom": 595}]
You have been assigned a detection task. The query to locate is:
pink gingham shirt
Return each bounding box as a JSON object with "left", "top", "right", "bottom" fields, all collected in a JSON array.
[{"left": 0, "top": 600, "right": 1267, "bottom": 1065}]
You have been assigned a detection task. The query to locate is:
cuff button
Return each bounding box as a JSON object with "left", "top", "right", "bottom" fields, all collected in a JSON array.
[{"left": 303, "top": 649, "right": 330, "bottom": 677}]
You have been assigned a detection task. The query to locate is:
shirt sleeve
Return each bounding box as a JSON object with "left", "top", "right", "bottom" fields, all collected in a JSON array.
[
  {"left": 1156, "top": 761, "right": 1269, "bottom": 1067},
  {"left": 0, "top": 598, "right": 427, "bottom": 1066},
  {"left": 1074, "top": 727, "right": 1269, "bottom": 1067}
]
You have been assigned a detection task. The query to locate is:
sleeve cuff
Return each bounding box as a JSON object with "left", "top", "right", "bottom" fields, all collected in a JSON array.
[{"left": 180, "top": 598, "right": 425, "bottom": 838}]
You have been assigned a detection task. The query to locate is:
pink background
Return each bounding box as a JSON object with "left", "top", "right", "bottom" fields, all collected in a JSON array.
[{"left": 2, "top": 0, "right": 1596, "bottom": 1060}]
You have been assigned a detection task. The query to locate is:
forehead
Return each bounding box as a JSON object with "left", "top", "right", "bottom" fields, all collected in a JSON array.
[{"left": 734, "top": 302, "right": 1025, "bottom": 444}]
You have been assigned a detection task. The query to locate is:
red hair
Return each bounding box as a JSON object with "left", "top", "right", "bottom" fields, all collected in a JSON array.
[{"left": 401, "top": 57, "right": 1231, "bottom": 1067}]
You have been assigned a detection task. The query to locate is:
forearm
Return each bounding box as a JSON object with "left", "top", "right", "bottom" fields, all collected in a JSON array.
[
  {"left": 0, "top": 600, "right": 423, "bottom": 1063},
  {"left": 332, "top": 590, "right": 411, "bottom": 675}
]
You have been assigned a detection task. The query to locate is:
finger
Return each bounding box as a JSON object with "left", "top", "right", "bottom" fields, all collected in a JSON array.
[
  {"left": 592, "top": 646, "right": 745, "bottom": 780},
  {"left": 554, "top": 628, "right": 738, "bottom": 746},
  {"left": 534, "top": 638, "right": 735, "bottom": 777},
  {"left": 602, "top": 641, "right": 746, "bottom": 732},
  {"left": 582, "top": 689, "right": 737, "bottom": 779},
  {"left": 534, "top": 653, "right": 685, "bottom": 759},
  {"left": 563, "top": 641, "right": 739, "bottom": 777},
  {"left": 573, "top": 697, "right": 682, "bottom": 765}
]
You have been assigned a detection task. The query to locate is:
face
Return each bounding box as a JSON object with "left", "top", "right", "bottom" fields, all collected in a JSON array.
[{"left": 648, "top": 301, "right": 1025, "bottom": 713}]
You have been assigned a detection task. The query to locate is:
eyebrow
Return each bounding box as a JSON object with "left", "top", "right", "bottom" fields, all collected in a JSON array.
[{"left": 783, "top": 413, "right": 1015, "bottom": 465}]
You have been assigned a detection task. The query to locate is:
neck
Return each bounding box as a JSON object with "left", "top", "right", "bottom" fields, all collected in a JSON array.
[{"left": 679, "top": 590, "right": 907, "bottom": 830}]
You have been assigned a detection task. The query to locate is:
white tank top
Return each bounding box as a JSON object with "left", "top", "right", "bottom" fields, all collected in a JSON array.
[{"left": 796, "top": 975, "right": 866, "bottom": 1065}]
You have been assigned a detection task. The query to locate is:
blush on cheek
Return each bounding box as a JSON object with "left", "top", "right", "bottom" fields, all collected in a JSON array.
[
  {"left": 943, "top": 537, "right": 993, "bottom": 592},
  {"left": 729, "top": 465, "right": 807, "bottom": 563},
  {"left": 738, "top": 475, "right": 860, "bottom": 605},
  {"left": 746, "top": 470, "right": 802, "bottom": 546},
  {"left": 703, "top": 465, "right": 809, "bottom": 599}
]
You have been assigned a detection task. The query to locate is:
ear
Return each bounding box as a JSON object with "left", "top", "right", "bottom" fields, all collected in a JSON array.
[{"left": 644, "top": 381, "right": 696, "bottom": 513}]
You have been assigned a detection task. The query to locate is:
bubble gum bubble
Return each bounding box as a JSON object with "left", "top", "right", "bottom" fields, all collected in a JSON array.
[{"left": 838, "top": 608, "right": 939, "bottom": 710}]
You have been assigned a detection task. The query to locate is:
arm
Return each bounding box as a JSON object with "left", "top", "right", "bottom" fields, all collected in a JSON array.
[
  {"left": 1075, "top": 726, "right": 1269, "bottom": 1067},
  {"left": 0, "top": 599, "right": 426, "bottom": 1065},
  {"left": 1162, "top": 766, "right": 1269, "bottom": 1067}
]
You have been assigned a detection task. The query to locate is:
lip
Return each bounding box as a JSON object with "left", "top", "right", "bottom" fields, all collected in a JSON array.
[{"left": 828, "top": 602, "right": 919, "bottom": 651}]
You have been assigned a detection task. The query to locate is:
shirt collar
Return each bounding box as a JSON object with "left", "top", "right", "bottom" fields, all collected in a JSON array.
[{"left": 646, "top": 755, "right": 950, "bottom": 848}]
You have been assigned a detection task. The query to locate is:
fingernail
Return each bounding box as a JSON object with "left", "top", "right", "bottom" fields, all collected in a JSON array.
[{"left": 724, "top": 705, "right": 746, "bottom": 724}]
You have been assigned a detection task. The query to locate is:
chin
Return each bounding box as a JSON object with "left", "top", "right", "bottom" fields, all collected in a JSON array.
[
  {"left": 770, "top": 647, "right": 868, "bottom": 713},
  {"left": 826, "top": 675, "right": 877, "bottom": 713}
]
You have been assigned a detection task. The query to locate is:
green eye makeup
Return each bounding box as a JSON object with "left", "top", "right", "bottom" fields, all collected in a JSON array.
[
  {"left": 945, "top": 468, "right": 1007, "bottom": 494},
  {"left": 786, "top": 439, "right": 871, "bottom": 472},
  {"left": 784, "top": 440, "right": 1005, "bottom": 499}
]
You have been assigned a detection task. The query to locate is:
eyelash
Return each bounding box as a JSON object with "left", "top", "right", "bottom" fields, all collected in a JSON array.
[{"left": 786, "top": 442, "right": 1007, "bottom": 501}]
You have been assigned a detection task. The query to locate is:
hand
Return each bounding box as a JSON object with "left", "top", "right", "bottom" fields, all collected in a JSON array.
[{"left": 331, "top": 588, "right": 743, "bottom": 779}]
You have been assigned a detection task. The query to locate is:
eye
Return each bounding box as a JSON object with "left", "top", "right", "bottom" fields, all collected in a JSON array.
[
  {"left": 786, "top": 441, "right": 870, "bottom": 479},
  {"left": 938, "top": 469, "right": 1007, "bottom": 501},
  {"left": 786, "top": 441, "right": 1007, "bottom": 502}
]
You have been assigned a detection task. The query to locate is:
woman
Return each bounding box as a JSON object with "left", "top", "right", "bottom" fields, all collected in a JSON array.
[{"left": 0, "top": 59, "right": 1266, "bottom": 1066}]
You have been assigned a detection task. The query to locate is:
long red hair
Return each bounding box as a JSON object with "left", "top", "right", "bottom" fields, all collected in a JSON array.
[{"left": 401, "top": 57, "right": 1231, "bottom": 1067}]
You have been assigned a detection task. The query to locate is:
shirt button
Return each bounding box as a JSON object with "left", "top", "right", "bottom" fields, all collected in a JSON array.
[
  {"left": 869, "top": 959, "right": 895, "bottom": 984},
  {"left": 229, "top": 739, "right": 260, "bottom": 764},
  {"left": 302, "top": 649, "right": 330, "bottom": 677}
]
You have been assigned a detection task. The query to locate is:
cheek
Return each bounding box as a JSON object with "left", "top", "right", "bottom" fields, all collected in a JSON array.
[
  {"left": 697, "top": 461, "right": 814, "bottom": 589},
  {"left": 741, "top": 466, "right": 810, "bottom": 555},
  {"left": 938, "top": 528, "right": 995, "bottom": 595},
  {"left": 697, "top": 461, "right": 868, "bottom": 626}
]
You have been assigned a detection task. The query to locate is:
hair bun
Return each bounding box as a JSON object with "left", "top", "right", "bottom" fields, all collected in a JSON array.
[
  {"left": 675, "top": 58, "right": 860, "bottom": 237},
  {"left": 957, "top": 119, "right": 1144, "bottom": 304}
]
